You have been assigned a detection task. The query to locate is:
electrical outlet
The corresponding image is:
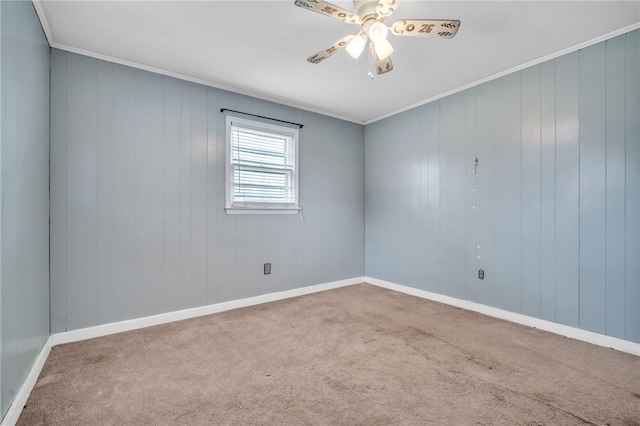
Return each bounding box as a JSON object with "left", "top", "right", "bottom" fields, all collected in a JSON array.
[{"left": 264, "top": 263, "right": 271, "bottom": 275}]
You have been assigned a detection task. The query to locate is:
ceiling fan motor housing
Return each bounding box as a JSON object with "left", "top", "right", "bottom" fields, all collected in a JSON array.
[{"left": 355, "top": 0, "right": 396, "bottom": 21}]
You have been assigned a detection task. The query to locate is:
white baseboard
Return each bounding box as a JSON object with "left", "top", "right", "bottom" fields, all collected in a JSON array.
[
  {"left": 1, "top": 276, "right": 364, "bottom": 425},
  {"left": 50, "top": 277, "right": 363, "bottom": 346},
  {"left": 1, "top": 336, "right": 54, "bottom": 426},
  {"left": 365, "top": 276, "right": 640, "bottom": 357},
  {"left": 4, "top": 275, "right": 636, "bottom": 425}
]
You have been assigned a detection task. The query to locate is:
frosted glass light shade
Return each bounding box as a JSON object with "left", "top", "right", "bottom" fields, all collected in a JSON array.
[
  {"left": 373, "top": 39, "right": 394, "bottom": 60},
  {"left": 367, "top": 21, "right": 388, "bottom": 43},
  {"left": 346, "top": 34, "right": 367, "bottom": 59}
]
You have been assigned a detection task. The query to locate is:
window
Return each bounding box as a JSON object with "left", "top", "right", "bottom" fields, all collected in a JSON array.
[{"left": 225, "top": 116, "right": 300, "bottom": 214}]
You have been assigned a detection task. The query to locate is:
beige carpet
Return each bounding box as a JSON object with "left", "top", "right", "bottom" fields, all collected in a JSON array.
[{"left": 18, "top": 284, "right": 640, "bottom": 425}]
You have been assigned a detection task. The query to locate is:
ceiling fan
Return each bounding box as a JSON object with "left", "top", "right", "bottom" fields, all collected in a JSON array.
[{"left": 294, "top": 0, "right": 461, "bottom": 75}]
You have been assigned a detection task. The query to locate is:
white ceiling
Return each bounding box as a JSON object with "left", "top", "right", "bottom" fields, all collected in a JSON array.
[{"left": 35, "top": 1, "right": 640, "bottom": 124}]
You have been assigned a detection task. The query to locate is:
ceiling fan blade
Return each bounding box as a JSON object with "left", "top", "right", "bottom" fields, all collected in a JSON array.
[
  {"left": 307, "top": 35, "right": 355, "bottom": 64},
  {"left": 390, "top": 19, "right": 461, "bottom": 39},
  {"left": 371, "top": 45, "right": 394, "bottom": 75},
  {"left": 294, "top": 0, "right": 360, "bottom": 24},
  {"left": 376, "top": 0, "right": 397, "bottom": 17}
]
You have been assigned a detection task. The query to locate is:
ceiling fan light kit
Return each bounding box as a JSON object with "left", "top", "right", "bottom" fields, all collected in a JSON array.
[
  {"left": 366, "top": 21, "right": 388, "bottom": 43},
  {"left": 373, "top": 38, "right": 393, "bottom": 60},
  {"left": 294, "top": 0, "right": 460, "bottom": 75},
  {"left": 346, "top": 33, "right": 367, "bottom": 59}
]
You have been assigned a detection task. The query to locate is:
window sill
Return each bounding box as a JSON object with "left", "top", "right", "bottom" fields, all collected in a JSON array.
[{"left": 225, "top": 208, "right": 300, "bottom": 215}]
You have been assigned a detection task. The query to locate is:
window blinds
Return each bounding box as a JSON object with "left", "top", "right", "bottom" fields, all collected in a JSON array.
[{"left": 229, "top": 123, "right": 297, "bottom": 207}]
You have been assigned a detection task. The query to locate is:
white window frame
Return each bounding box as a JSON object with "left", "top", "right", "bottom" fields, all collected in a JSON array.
[{"left": 225, "top": 115, "right": 300, "bottom": 215}]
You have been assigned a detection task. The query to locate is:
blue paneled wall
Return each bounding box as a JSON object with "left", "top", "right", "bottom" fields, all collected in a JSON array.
[
  {"left": 365, "top": 30, "right": 640, "bottom": 343},
  {"left": 49, "top": 50, "right": 365, "bottom": 333},
  {"left": 0, "top": 0, "right": 50, "bottom": 418}
]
